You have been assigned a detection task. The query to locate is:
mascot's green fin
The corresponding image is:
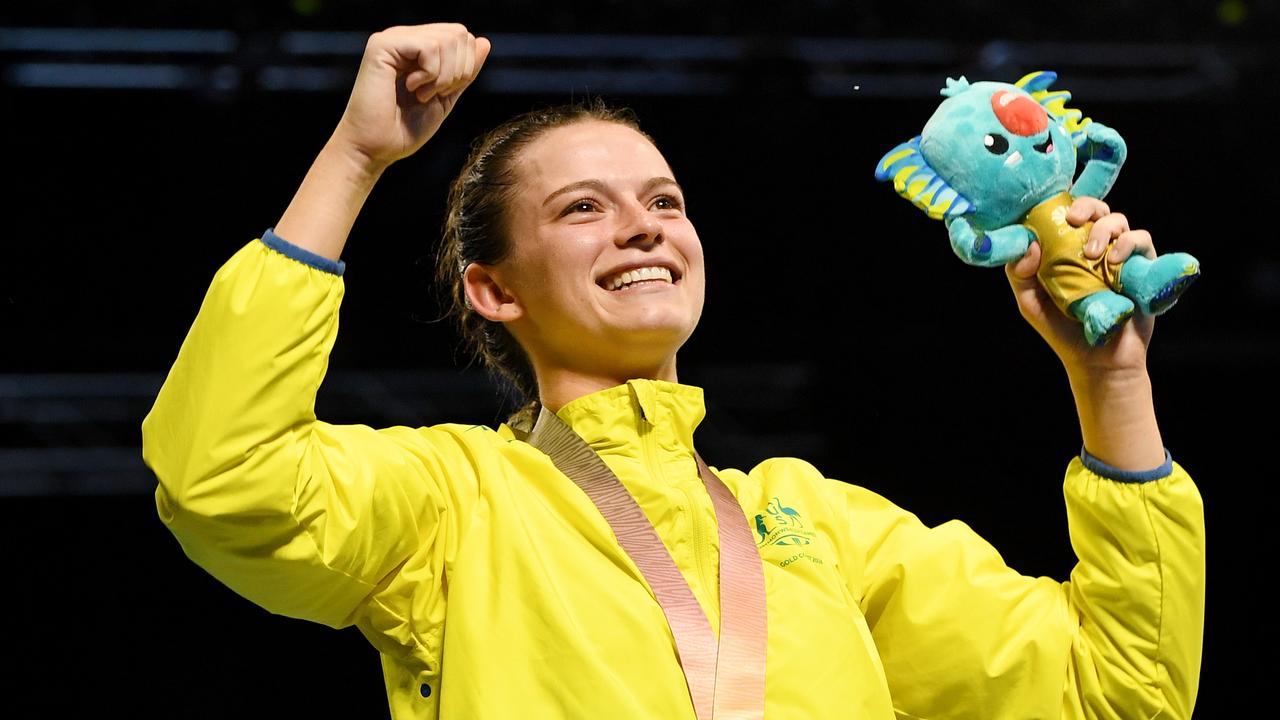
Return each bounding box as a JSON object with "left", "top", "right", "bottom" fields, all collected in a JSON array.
[{"left": 874, "top": 136, "right": 972, "bottom": 220}]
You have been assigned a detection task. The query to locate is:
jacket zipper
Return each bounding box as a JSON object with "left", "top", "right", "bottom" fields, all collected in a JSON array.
[{"left": 641, "top": 420, "right": 718, "bottom": 630}]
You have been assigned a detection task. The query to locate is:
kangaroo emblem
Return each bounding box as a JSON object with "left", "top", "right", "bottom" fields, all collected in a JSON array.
[{"left": 754, "top": 498, "right": 813, "bottom": 547}]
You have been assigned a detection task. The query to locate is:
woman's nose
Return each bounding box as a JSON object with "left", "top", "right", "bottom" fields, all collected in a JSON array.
[{"left": 617, "top": 203, "right": 663, "bottom": 247}]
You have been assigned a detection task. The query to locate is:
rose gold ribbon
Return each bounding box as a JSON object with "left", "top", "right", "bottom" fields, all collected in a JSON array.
[{"left": 529, "top": 407, "right": 767, "bottom": 719}]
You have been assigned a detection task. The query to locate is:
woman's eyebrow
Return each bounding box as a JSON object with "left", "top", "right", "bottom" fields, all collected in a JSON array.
[
  {"left": 542, "top": 177, "right": 682, "bottom": 207},
  {"left": 642, "top": 176, "right": 683, "bottom": 196},
  {"left": 542, "top": 179, "right": 607, "bottom": 207}
]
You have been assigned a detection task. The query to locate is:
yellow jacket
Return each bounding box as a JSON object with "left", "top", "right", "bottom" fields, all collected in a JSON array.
[{"left": 142, "top": 235, "right": 1205, "bottom": 719}]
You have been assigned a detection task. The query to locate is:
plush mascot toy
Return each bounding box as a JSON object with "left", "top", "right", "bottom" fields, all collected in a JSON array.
[{"left": 875, "top": 71, "right": 1199, "bottom": 345}]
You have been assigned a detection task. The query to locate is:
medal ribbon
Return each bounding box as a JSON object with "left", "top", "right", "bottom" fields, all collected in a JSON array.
[{"left": 529, "top": 406, "right": 767, "bottom": 719}]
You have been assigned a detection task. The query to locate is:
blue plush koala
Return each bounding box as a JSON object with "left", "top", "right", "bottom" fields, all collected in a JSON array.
[{"left": 876, "top": 72, "right": 1199, "bottom": 346}]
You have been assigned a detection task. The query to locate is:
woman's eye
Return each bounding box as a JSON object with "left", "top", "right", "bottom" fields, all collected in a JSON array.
[
  {"left": 652, "top": 196, "right": 683, "bottom": 211},
  {"left": 565, "top": 199, "right": 598, "bottom": 214}
]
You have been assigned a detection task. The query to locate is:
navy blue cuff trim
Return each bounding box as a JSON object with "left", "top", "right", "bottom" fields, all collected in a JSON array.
[
  {"left": 260, "top": 228, "right": 346, "bottom": 276},
  {"left": 1080, "top": 445, "right": 1174, "bottom": 483}
]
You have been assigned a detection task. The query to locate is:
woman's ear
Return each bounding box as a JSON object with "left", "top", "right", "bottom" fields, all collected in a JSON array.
[{"left": 463, "top": 262, "right": 524, "bottom": 322}]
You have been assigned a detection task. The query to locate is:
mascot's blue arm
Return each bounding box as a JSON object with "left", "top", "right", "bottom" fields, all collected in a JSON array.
[
  {"left": 1070, "top": 122, "right": 1127, "bottom": 199},
  {"left": 946, "top": 216, "right": 1035, "bottom": 267}
]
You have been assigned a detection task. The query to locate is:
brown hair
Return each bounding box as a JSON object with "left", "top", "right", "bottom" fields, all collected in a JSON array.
[{"left": 436, "top": 100, "right": 650, "bottom": 431}]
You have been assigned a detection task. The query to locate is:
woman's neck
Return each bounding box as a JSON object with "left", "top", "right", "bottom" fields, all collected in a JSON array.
[{"left": 536, "top": 359, "right": 679, "bottom": 413}]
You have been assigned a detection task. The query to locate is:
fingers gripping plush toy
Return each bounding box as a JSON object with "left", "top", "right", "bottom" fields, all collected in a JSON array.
[{"left": 875, "top": 71, "right": 1200, "bottom": 345}]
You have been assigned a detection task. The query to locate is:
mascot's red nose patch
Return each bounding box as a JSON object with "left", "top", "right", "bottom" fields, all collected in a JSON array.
[{"left": 991, "top": 90, "right": 1048, "bottom": 136}]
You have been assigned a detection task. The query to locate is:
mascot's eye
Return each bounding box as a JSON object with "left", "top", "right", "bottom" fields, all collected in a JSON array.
[
  {"left": 1033, "top": 136, "right": 1054, "bottom": 154},
  {"left": 983, "top": 133, "right": 1009, "bottom": 154}
]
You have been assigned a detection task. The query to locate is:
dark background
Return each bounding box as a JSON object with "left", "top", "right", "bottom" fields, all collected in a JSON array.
[{"left": 3, "top": 1, "right": 1275, "bottom": 717}]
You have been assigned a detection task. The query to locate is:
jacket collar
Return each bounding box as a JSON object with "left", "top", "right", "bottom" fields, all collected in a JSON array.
[{"left": 554, "top": 379, "right": 705, "bottom": 461}]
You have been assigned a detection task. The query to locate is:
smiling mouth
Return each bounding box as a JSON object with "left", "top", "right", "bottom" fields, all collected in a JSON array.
[{"left": 599, "top": 266, "right": 679, "bottom": 291}]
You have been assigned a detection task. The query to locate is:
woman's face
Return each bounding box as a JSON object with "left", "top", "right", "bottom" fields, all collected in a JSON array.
[{"left": 488, "top": 120, "right": 706, "bottom": 380}]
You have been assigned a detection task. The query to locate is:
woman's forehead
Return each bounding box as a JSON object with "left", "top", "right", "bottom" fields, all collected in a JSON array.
[{"left": 516, "top": 121, "right": 674, "bottom": 191}]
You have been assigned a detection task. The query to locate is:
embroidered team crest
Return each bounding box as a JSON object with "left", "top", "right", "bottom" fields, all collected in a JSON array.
[{"left": 753, "top": 497, "right": 817, "bottom": 547}]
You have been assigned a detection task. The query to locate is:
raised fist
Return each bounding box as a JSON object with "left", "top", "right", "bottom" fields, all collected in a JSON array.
[{"left": 332, "top": 24, "right": 491, "bottom": 169}]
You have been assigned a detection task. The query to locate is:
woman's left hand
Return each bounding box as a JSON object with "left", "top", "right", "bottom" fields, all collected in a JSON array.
[{"left": 1004, "top": 196, "right": 1156, "bottom": 378}]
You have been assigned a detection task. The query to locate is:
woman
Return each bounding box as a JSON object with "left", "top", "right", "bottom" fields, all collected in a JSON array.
[{"left": 142, "top": 23, "right": 1205, "bottom": 719}]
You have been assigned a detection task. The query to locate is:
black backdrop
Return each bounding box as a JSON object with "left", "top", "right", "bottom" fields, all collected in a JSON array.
[{"left": 3, "top": 2, "right": 1276, "bottom": 717}]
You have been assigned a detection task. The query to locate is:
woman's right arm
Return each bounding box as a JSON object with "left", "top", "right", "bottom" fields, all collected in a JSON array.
[
  {"left": 141, "top": 25, "right": 490, "bottom": 629},
  {"left": 277, "top": 24, "right": 490, "bottom": 261}
]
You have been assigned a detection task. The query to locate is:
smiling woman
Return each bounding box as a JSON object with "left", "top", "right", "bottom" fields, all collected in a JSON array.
[
  {"left": 435, "top": 105, "right": 705, "bottom": 430},
  {"left": 141, "top": 21, "right": 1205, "bottom": 720}
]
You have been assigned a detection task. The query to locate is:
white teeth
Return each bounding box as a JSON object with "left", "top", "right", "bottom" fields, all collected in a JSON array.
[
  {"left": 1003, "top": 150, "right": 1023, "bottom": 167},
  {"left": 604, "top": 266, "right": 674, "bottom": 290}
]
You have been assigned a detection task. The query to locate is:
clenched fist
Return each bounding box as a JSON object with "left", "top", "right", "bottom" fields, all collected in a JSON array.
[{"left": 333, "top": 24, "right": 491, "bottom": 169}]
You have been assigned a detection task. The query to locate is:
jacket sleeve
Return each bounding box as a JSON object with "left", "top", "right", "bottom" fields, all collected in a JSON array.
[
  {"left": 833, "top": 457, "right": 1205, "bottom": 719},
  {"left": 141, "top": 233, "right": 479, "bottom": 629}
]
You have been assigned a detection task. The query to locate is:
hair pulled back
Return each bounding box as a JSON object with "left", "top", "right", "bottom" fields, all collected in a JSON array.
[{"left": 437, "top": 100, "right": 649, "bottom": 431}]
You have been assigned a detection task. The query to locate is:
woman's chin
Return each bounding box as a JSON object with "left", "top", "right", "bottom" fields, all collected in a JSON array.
[{"left": 607, "top": 310, "right": 697, "bottom": 345}]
